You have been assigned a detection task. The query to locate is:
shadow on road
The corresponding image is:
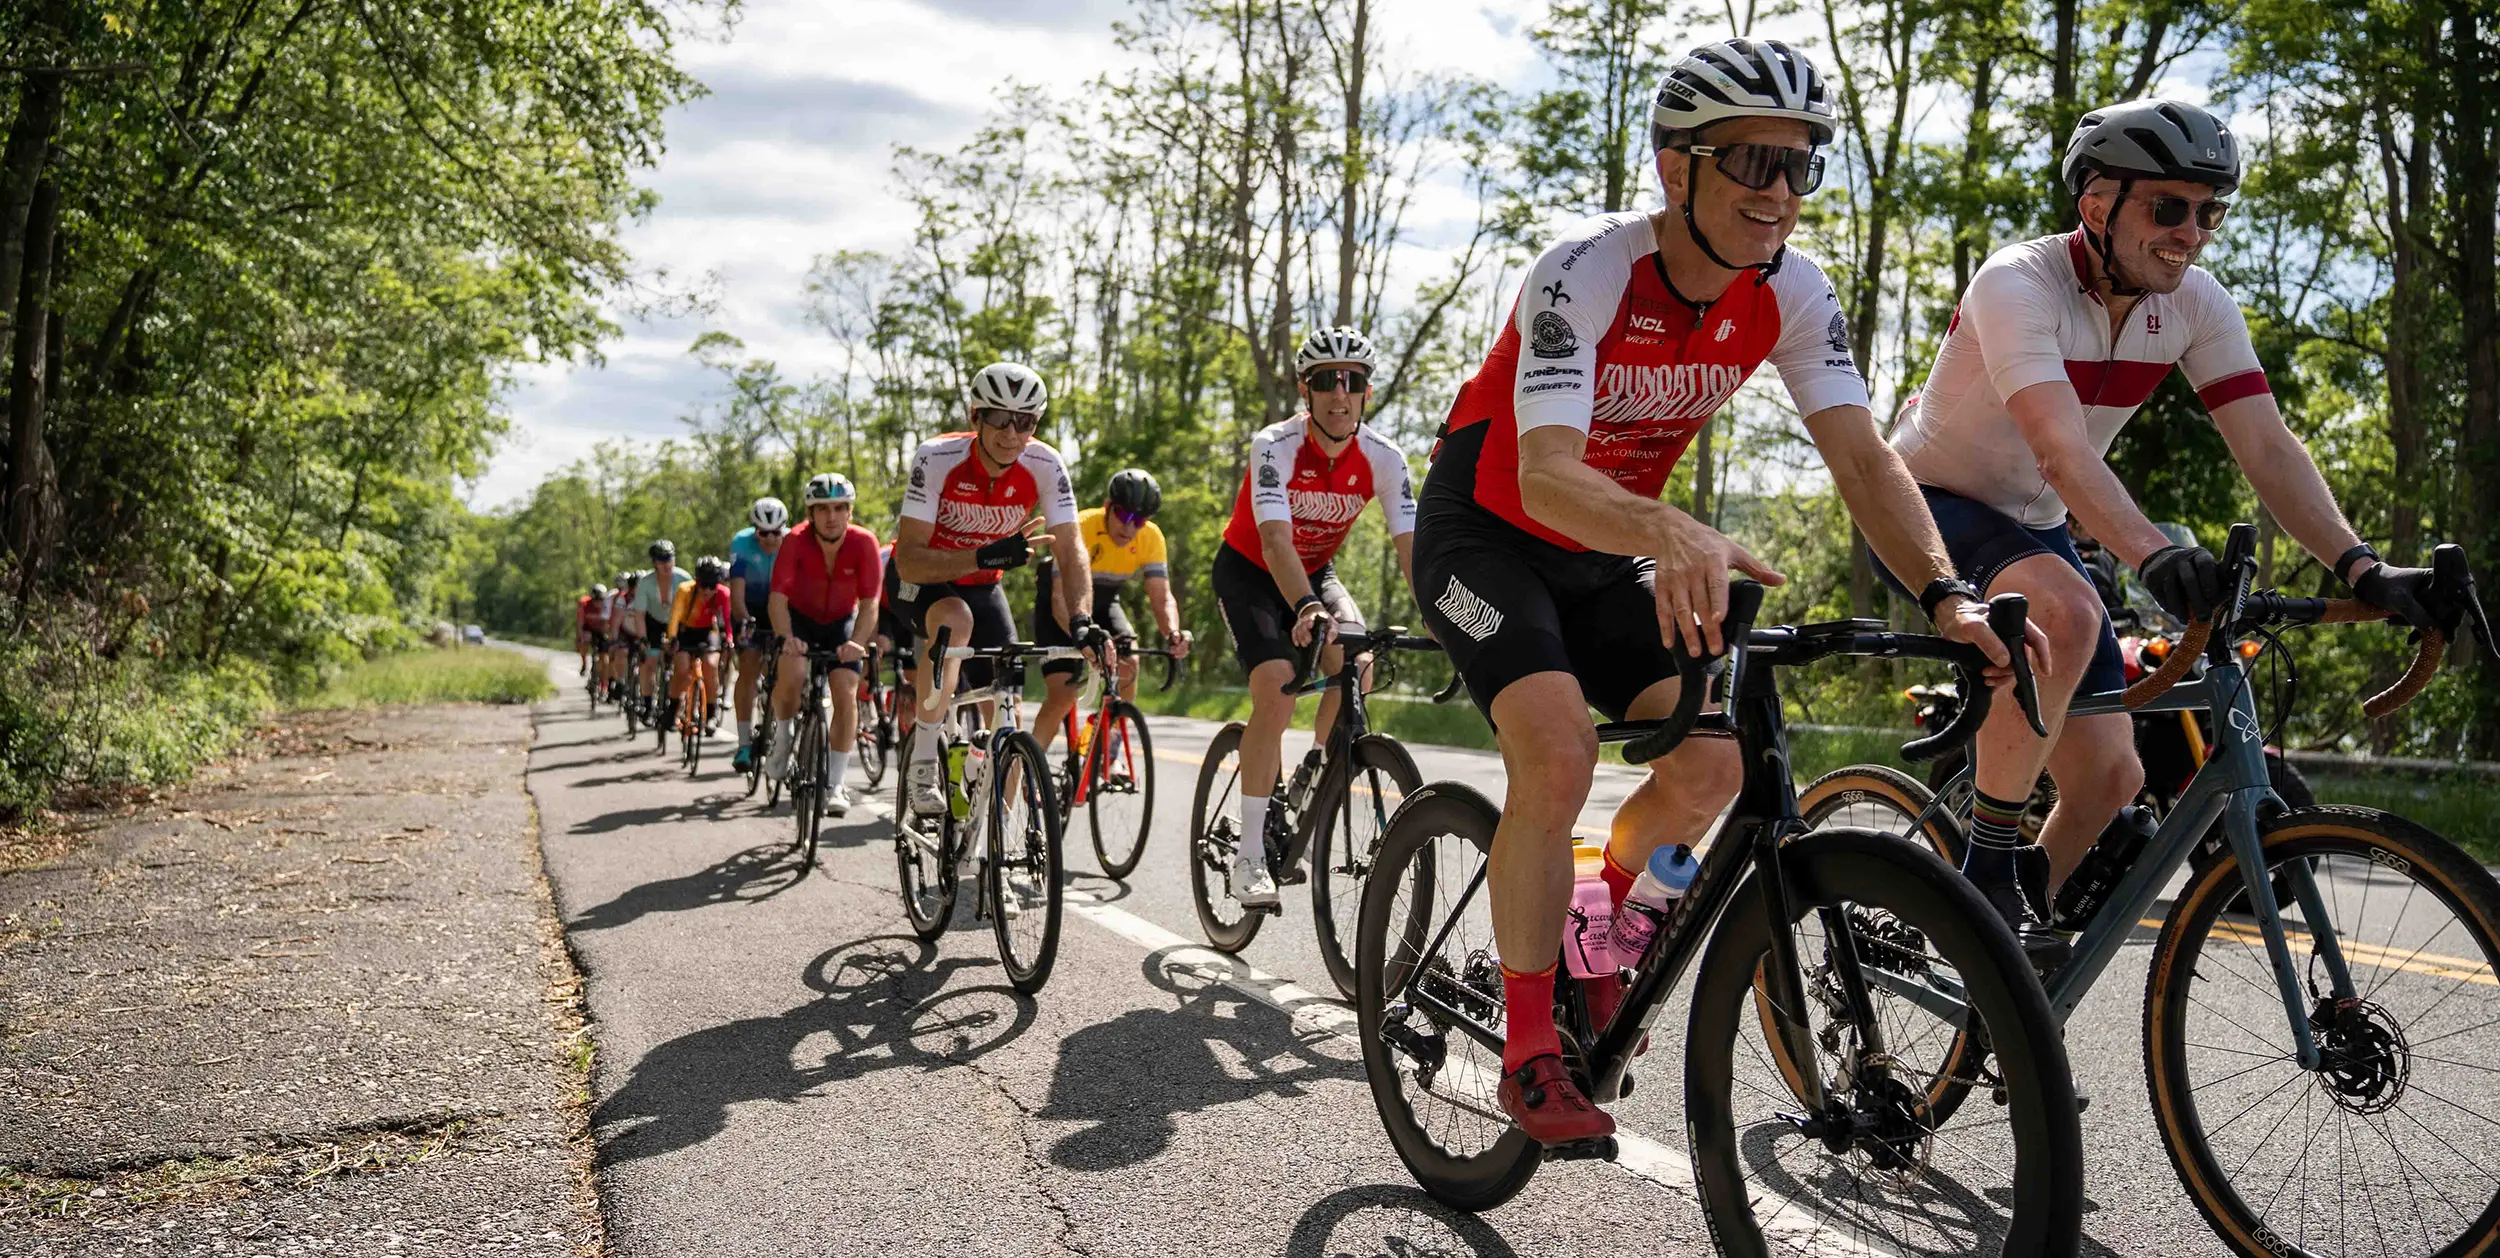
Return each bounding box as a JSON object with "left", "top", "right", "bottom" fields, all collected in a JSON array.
[
  {"left": 1734, "top": 1116, "right": 2125, "bottom": 1258},
  {"left": 591, "top": 933, "right": 1034, "bottom": 1166},
  {"left": 1284, "top": 1184, "right": 1520, "bottom": 1258},
  {"left": 566, "top": 842, "right": 807, "bottom": 932},
  {"left": 1036, "top": 945, "right": 1354, "bottom": 1172},
  {"left": 569, "top": 791, "right": 750, "bottom": 834}
]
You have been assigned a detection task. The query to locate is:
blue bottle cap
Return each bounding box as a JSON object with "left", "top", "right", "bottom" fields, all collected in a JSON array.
[{"left": 1648, "top": 843, "right": 1700, "bottom": 891}]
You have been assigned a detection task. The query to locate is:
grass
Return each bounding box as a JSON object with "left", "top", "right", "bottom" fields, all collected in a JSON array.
[{"left": 301, "top": 646, "right": 555, "bottom": 709}]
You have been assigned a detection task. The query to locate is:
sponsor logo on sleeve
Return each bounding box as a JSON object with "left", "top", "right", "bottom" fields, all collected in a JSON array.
[
  {"left": 1258, "top": 462, "right": 1282, "bottom": 489},
  {"left": 1826, "top": 311, "right": 1851, "bottom": 355},
  {"left": 1057, "top": 472, "right": 1071, "bottom": 496},
  {"left": 1540, "top": 280, "right": 1570, "bottom": 306},
  {"left": 1523, "top": 366, "right": 1584, "bottom": 379},
  {"left": 1530, "top": 311, "right": 1578, "bottom": 360}
]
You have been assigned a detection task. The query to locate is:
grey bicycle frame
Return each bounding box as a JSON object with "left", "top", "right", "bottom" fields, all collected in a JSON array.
[{"left": 1888, "top": 653, "right": 2354, "bottom": 1070}]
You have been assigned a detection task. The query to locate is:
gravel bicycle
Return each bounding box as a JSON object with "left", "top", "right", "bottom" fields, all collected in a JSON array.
[
  {"left": 1191, "top": 626, "right": 1447, "bottom": 1001},
  {"left": 1357, "top": 586, "right": 2084, "bottom": 1256},
  {"left": 1800, "top": 524, "right": 2500, "bottom": 1258},
  {"left": 891, "top": 628, "right": 1075, "bottom": 995},
  {"left": 1052, "top": 645, "right": 1177, "bottom": 880}
]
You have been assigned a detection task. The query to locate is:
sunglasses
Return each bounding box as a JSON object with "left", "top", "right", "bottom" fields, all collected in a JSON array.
[
  {"left": 1685, "top": 142, "right": 1825, "bottom": 196},
  {"left": 757, "top": 527, "right": 786, "bottom": 539},
  {"left": 1108, "top": 504, "right": 1150, "bottom": 527},
  {"left": 1303, "top": 368, "right": 1369, "bottom": 394},
  {"left": 2145, "top": 194, "right": 2230, "bottom": 231},
  {"left": 976, "top": 407, "right": 1039, "bottom": 434}
]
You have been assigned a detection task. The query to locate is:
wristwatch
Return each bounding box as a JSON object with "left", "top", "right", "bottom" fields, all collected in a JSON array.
[
  {"left": 2334, "top": 543, "right": 2382, "bottom": 588},
  {"left": 1917, "top": 576, "right": 1982, "bottom": 621}
]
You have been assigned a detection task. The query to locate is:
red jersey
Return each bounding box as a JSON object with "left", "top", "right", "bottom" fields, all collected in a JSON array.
[
  {"left": 577, "top": 595, "right": 609, "bottom": 632},
  {"left": 1433, "top": 212, "right": 1868, "bottom": 550},
  {"left": 897, "top": 432, "right": 1079, "bottom": 587},
  {"left": 1220, "top": 415, "right": 1417, "bottom": 574},
  {"left": 772, "top": 519, "right": 883, "bottom": 623}
]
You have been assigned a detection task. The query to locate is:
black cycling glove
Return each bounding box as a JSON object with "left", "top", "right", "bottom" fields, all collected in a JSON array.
[
  {"left": 1068, "top": 612, "right": 1113, "bottom": 653},
  {"left": 2140, "top": 545, "right": 2228, "bottom": 624},
  {"left": 974, "top": 532, "right": 1031, "bottom": 572},
  {"left": 2352, "top": 562, "right": 2454, "bottom": 635}
]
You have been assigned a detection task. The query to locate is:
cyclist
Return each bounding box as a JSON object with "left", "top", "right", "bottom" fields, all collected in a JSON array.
[
  {"left": 607, "top": 570, "right": 643, "bottom": 697},
  {"left": 894, "top": 362, "right": 1099, "bottom": 817},
  {"left": 1411, "top": 39, "right": 2030, "bottom": 1147},
  {"left": 574, "top": 584, "right": 609, "bottom": 675},
  {"left": 1885, "top": 97, "right": 2471, "bottom": 954},
  {"left": 874, "top": 538, "right": 916, "bottom": 741},
  {"left": 728, "top": 496, "right": 790, "bottom": 771},
  {"left": 1030, "top": 468, "right": 1192, "bottom": 756},
  {"left": 764, "top": 474, "right": 882, "bottom": 817},
  {"left": 627, "top": 543, "right": 689, "bottom": 705},
  {"left": 1212, "top": 326, "right": 1417, "bottom": 911},
  {"left": 668, "top": 556, "right": 738, "bottom": 735}
]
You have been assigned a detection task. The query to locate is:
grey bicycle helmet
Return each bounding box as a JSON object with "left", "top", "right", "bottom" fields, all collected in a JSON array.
[
  {"left": 2062, "top": 99, "right": 2239, "bottom": 195},
  {"left": 1106, "top": 468, "right": 1162, "bottom": 519},
  {"left": 1293, "top": 326, "right": 1377, "bottom": 375},
  {"left": 1651, "top": 39, "right": 1836, "bottom": 148}
]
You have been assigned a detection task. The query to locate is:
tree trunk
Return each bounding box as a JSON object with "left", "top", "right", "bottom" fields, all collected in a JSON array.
[
  {"left": 2051, "top": 0, "right": 2081, "bottom": 229},
  {"left": 1332, "top": 0, "right": 1367, "bottom": 326},
  {"left": 1953, "top": 59, "right": 1994, "bottom": 295},
  {"left": 1690, "top": 411, "right": 1714, "bottom": 525},
  {"left": 2378, "top": 75, "right": 2431, "bottom": 562},
  {"left": 7, "top": 179, "right": 60, "bottom": 566},
  {"left": 0, "top": 66, "right": 66, "bottom": 353},
  {"left": 2448, "top": 2, "right": 2499, "bottom": 755}
]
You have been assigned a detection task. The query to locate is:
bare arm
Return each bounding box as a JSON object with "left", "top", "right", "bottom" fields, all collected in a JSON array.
[
  {"left": 895, "top": 517, "right": 986, "bottom": 584},
  {"left": 1144, "top": 575, "right": 1183, "bottom": 642},
  {"left": 2006, "top": 380, "right": 2173, "bottom": 568},
  {"left": 768, "top": 591, "right": 793, "bottom": 641},
  {"left": 1394, "top": 532, "right": 1416, "bottom": 603},
  {"left": 1257, "top": 519, "right": 1317, "bottom": 606},
  {"left": 2210, "top": 393, "right": 2366, "bottom": 578},
  {"left": 1049, "top": 521, "right": 1092, "bottom": 631}
]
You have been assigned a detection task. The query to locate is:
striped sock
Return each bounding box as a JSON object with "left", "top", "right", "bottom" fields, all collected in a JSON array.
[
  {"left": 1501, "top": 962, "right": 1562, "bottom": 1072},
  {"left": 1961, "top": 789, "right": 2029, "bottom": 886}
]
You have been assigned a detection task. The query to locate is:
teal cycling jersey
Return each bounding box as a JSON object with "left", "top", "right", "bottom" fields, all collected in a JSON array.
[
  {"left": 728, "top": 527, "right": 773, "bottom": 614},
  {"left": 629, "top": 566, "right": 690, "bottom": 623}
]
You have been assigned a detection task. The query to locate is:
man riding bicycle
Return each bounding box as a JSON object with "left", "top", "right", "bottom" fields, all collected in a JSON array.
[
  {"left": 1412, "top": 39, "right": 2031, "bottom": 1148},
  {"left": 1212, "top": 326, "right": 1419, "bottom": 911},
  {"left": 667, "top": 556, "right": 737, "bottom": 733},
  {"left": 893, "top": 362, "right": 1103, "bottom": 818},
  {"left": 1030, "top": 468, "right": 1193, "bottom": 756},
  {"left": 729, "top": 496, "right": 790, "bottom": 772},
  {"left": 606, "top": 570, "right": 642, "bottom": 695},
  {"left": 628, "top": 542, "right": 690, "bottom": 705},
  {"left": 577, "top": 583, "right": 612, "bottom": 677},
  {"left": 1885, "top": 98, "right": 2476, "bottom": 957},
  {"left": 762, "top": 474, "right": 882, "bottom": 816}
]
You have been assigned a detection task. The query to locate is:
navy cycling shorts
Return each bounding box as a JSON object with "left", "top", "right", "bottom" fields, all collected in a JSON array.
[{"left": 1874, "top": 485, "right": 2125, "bottom": 698}]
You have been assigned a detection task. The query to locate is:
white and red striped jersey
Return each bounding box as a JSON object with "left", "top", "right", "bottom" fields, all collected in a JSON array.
[
  {"left": 898, "top": 432, "right": 1080, "bottom": 587},
  {"left": 1892, "top": 230, "right": 2271, "bottom": 527},
  {"left": 1221, "top": 415, "right": 1417, "bottom": 574}
]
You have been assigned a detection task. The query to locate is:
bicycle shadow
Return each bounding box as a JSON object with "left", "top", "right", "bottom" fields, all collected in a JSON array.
[
  {"left": 1734, "top": 1118, "right": 2124, "bottom": 1257},
  {"left": 591, "top": 934, "right": 1035, "bottom": 1166},
  {"left": 565, "top": 842, "right": 806, "bottom": 932},
  {"left": 1283, "top": 1183, "right": 1519, "bottom": 1258},
  {"left": 568, "top": 791, "right": 748, "bottom": 835},
  {"left": 1035, "top": 947, "right": 1354, "bottom": 1172}
]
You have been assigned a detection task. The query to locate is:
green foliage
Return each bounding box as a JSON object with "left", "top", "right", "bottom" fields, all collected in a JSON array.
[
  {"left": 302, "top": 647, "right": 555, "bottom": 709},
  {"left": 0, "top": 620, "right": 273, "bottom": 820}
]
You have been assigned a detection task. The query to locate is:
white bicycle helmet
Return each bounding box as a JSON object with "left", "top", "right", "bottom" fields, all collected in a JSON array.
[
  {"left": 803, "top": 473, "right": 855, "bottom": 506},
  {"left": 1650, "top": 39, "right": 1836, "bottom": 147},
  {"left": 968, "top": 362, "right": 1048, "bottom": 415},
  {"left": 1293, "top": 326, "right": 1377, "bottom": 375},
  {"left": 749, "top": 496, "right": 789, "bottom": 530}
]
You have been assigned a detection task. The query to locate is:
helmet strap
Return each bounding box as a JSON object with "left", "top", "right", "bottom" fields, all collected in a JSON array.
[{"left": 2085, "top": 178, "right": 2146, "bottom": 299}]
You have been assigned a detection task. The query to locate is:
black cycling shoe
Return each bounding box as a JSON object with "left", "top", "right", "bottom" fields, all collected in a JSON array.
[{"left": 1974, "top": 845, "right": 2070, "bottom": 974}]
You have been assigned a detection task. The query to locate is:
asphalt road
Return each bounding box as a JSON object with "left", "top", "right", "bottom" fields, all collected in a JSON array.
[{"left": 519, "top": 645, "right": 2500, "bottom": 1257}]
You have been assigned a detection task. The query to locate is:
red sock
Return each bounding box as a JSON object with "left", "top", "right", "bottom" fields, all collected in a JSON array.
[
  {"left": 1501, "top": 962, "right": 1562, "bottom": 1072},
  {"left": 1601, "top": 845, "right": 1640, "bottom": 911}
]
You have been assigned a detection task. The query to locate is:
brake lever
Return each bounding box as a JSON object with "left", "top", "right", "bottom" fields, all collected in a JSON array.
[
  {"left": 2434, "top": 544, "right": 2497, "bottom": 661},
  {"left": 1988, "top": 594, "right": 2047, "bottom": 737}
]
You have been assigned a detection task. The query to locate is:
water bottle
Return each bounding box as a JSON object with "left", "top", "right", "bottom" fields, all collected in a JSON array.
[
  {"left": 1561, "top": 840, "right": 1617, "bottom": 979},
  {"left": 1611, "top": 844, "right": 1701, "bottom": 966},
  {"left": 945, "top": 741, "right": 972, "bottom": 821}
]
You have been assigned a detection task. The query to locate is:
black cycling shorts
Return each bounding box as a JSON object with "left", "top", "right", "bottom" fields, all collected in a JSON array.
[
  {"left": 784, "top": 610, "right": 863, "bottom": 673},
  {"left": 1411, "top": 484, "right": 1687, "bottom": 723},
  {"left": 1033, "top": 561, "right": 1137, "bottom": 679},
  {"left": 894, "top": 574, "right": 1014, "bottom": 690},
  {"left": 1211, "top": 541, "right": 1364, "bottom": 674},
  {"left": 878, "top": 558, "right": 910, "bottom": 650},
  {"left": 672, "top": 626, "right": 721, "bottom": 656}
]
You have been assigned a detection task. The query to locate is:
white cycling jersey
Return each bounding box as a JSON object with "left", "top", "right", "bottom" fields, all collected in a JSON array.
[{"left": 1891, "top": 231, "right": 2271, "bottom": 528}]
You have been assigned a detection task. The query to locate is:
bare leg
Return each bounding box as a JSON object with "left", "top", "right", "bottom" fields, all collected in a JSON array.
[
  {"left": 1596, "top": 674, "right": 1743, "bottom": 877},
  {"left": 1486, "top": 672, "right": 1600, "bottom": 975}
]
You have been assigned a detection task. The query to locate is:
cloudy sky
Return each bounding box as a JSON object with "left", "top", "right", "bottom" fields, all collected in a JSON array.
[{"left": 468, "top": 0, "right": 1615, "bottom": 507}]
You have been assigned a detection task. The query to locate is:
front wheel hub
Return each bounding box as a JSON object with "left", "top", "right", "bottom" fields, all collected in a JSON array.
[{"left": 2312, "top": 997, "right": 2408, "bottom": 1115}]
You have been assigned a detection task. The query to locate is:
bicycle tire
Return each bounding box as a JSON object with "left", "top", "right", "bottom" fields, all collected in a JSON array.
[
  {"left": 1686, "top": 827, "right": 2084, "bottom": 1258},
  {"left": 1312, "top": 734, "right": 1422, "bottom": 1002},
  {"left": 1188, "top": 722, "right": 1266, "bottom": 953},
  {"left": 2145, "top": 805, "right": 2500, "bottom": 1258},
  {"left": 987, "top": 728, "right": 1064, "bottom": 994},
  {"left": 858, "top": 685, "right": 891, "bottom": 790},
  {"left": 1355, "top": 781, "right": 1540, "bottom": 1211},
  {"left": 894, "top": 726, "right": 955, "bottom": 940},
  {"left": 792, "top": 716, "right": 823, "bottom": 865},
  {"left": 1086, "top": 700, "right": 1155, "bottom": 880}
]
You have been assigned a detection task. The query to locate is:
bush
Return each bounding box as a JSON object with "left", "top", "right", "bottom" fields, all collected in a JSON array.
[
  {"left": 301, "top": 645, "right": 555, "bottom": 708},
  {"left": 0, "top": 630, "right": 274, "bottom": 821}
]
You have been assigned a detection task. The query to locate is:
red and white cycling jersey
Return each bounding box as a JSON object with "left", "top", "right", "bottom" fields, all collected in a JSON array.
[
  {"left": 898, "top": 432, "right": 1080, "bottom": 587},
  {"left": 1433, "top": 211, "right": 1869, "bottom": 550},
  {"left": 1891, "top": 231, "right": 2271, "bottom": 528},
  {"left": 1220, "top": 415, "right": 1417, "bottom": 574}
]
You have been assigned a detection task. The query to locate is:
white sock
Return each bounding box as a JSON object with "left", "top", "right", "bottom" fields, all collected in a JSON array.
[
  {"left": 737, "top": 720, "right": 753, "bottom": 743},
  {"left": 914, "top": 722, "right": 940, "bottom": 761},
  {"left": 1237, "top": 794, "right": 1271, "bottom": 865},
  {"left": 775, "top": 718, "right": 794, "bottom": 745},
  {"left": 825, "top": 750, "right": 850, "bottom": 792}
]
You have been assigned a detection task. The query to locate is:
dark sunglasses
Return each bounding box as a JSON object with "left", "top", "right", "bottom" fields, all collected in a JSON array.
[
  {"left": 976, "top": 407, "right": 1040, "bottom": 434},
  {"left": 1686, "top": 142, "right": 1825, "bottom": 196},
  {"left": 1108, "top": 504, "right": 1151, "bottom": 527},
  {"left": 1303, "top": 367, "right": 1370, "bottom": 393},
  {"left": 2145, "top": 194, "right": 2230, "bottom": 231}
]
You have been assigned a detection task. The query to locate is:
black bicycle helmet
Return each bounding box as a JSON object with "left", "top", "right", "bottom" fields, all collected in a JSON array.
[
  {"left": 694, "top": 555, "right": 727, "bottom": 586},
  {"left": 648, "top": 539, "right": 676, "bottom": 563},
  {"left": 1106, "top": 468, "right": 1162, "bottom": 519}
]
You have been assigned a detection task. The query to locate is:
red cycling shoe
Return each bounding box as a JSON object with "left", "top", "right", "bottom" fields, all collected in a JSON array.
[{"left": 1498, "top": 1054, "right": 1616, "bottom": 1145}]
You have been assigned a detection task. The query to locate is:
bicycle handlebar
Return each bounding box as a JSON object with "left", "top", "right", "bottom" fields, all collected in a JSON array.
[{"left": 1282, "top": 626, "right": 1443, "bottom": 696}]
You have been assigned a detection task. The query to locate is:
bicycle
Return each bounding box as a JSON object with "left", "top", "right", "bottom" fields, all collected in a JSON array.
[
  {"left": 891, "top": 627, "right": 1073, "bottom": 995},
  {"left": 741, "top": 633, "right": 782, "bottom": 803},
  {"left": 785, "top": 643, "right": 856, "bottom": 870},
  {"left": 1049, "top": 644, "right": 1178, "bottom": 880},
  {"left": 1797, "top": 524, "right": 2500, "bottom": 1258},
  {"left": 854, "top": 643, "right": 896, "bottom": 792},
  {"left": 584, "top": 634, "right": 607, "bottom": 713},
  {"left": 1190, "top": 626, "right": 1448, "bottom": 1001},
  {"left": 676, "top": 638, "right": 718, "bottom": 777},
  {"left": 1356, "top": 585, "right": 2084, "bottom": 1255},
  {"left": 648, "top": 648, "right": 677, "bottom": 756}
]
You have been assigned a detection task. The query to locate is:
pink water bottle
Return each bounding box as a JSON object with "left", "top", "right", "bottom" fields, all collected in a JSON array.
[{"left": 1561, "top": 844, "right": 1618, "bottom": 979}]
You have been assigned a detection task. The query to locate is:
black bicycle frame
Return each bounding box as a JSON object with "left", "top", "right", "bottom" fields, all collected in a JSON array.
[{"left": 1274, "top": 632, "right": 1437, "bottom": 875}]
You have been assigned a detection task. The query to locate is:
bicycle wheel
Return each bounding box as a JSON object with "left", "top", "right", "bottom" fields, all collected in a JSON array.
[
  {"left": 1313, "top": 735, "right": 1422, "bottom": 1002},
  {"left": 1355, "top": 781, "right": 1540, "bottom": 1212},
  {"left": 1687, "top": 827, "right": 2082, "bottom": 1258},
  {"left": 987, "top": 729, "right": 1064, "bottom": 995},
  {"left": 894, "top": 726, "right": 955, "bottom": 940},
  {"left": 2146, "top": 805, "right": 2500, "bottom": 1258},
  {"left": 1188, "top": 722, "right": 1267, "bottom": 953},
  {"left": 1798, "top": 764, "right": 1962, "bottom": 863},
  {"left": 792, "top": 716, "right": 824, "bottom": 865},
  {"left": 1086, "top": 700, "right": 1155, "bottom": 880},
  {"left": 858, "top": 685, "right": 891, "bottom": 790}
]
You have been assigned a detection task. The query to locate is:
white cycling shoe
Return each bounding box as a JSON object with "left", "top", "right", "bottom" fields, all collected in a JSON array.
[
  {"left": 764, "top": 738, "right": 792, "bottom": 783},
  {"left": 1231, "top": 857, "right": 1280, "bottom": 908},
  {"left": 824, "top": 788, "right": 850, "bottom": 819},
  {"left": 907, "top": 761, "right": 946, "bottom": 817}
]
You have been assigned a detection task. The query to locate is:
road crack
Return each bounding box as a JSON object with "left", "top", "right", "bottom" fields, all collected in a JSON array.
[{"left": 936, "top": 1038, "right": 1094, "bottom": 1258}]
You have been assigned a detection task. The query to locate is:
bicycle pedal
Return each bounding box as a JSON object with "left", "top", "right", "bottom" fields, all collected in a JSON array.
[
  {"left": 1542, "top": 1135, "right": 1618, "bottom": 1163},
  {"left": 1247, "top": 902, "right": 1284, "bottom": 917},
  {"left": 1614, "top": 1069, "right": 1635, "bottom": 1100}
]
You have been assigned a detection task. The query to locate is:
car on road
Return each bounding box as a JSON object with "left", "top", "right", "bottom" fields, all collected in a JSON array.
[{"left": 461, "top": 624, "right": 485, "bottom": 646}]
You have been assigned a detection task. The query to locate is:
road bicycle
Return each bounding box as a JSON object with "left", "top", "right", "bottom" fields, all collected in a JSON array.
[
  {"left": 676, "top": 636, "right": 721, "bottom": 777},
  {"left": 740, "top": 632, "right": 782, "bottom": 803},
  {"left": 785, "top": 643, "right": 858, "bottom": 870},
  {"left": 1051, "top": 644, "right": 1177, "bottom": 880},
  {"left": 1190, "top": 626, "right": 1448, "bottom": 1001},
  {"left": 1799, "top": 524, "right": 2500, "bottom": 1258},
  {"left": 891, "top": 628, "right": 1075, "bottom": 995},
  {"left": 584, "top": 634, "right": 607, "bottom": 713},
  {"left": 648, "top": 648, "right": 678, "bottom": 756},
  {"left": 854, "top": 643, "right": 899, "bottom": 792},
  {"left": 1357, "top": 586, "right": 2084, "bottom": 1256}
]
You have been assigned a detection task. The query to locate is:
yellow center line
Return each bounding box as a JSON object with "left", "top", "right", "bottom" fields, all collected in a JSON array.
[{"left": 2183, "top": 917, "right": 2498, "bottom": 987}]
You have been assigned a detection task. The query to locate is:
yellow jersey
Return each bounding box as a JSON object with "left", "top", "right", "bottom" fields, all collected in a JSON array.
[{"left": 1066, "top": 506, "right": 1167, "bottom": 587}]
